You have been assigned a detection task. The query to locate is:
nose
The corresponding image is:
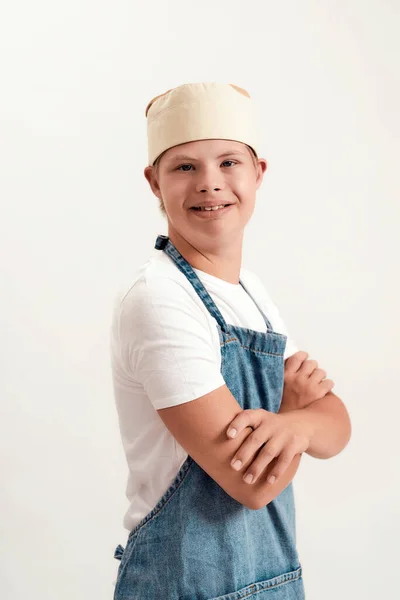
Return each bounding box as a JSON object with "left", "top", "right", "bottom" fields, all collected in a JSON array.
[
  {"left": 200, "top": 186, "right": 221, "bottom": 192},
  {"left": 195, "top": 167, "right": 225, "bottom": 194}
]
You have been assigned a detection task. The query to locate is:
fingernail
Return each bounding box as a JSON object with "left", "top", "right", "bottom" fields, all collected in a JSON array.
[
  {"left": 227, "top": 428, "right": 237, "bottom": 438},
  {"left": 267, "top": 476, "right": 276, "bottom": 484},
  {"left": 244, "top": 474, "right": 253, "bottom": 484},
  {"left": 232, "top": 460, "right": 242, "bottom": 470}
]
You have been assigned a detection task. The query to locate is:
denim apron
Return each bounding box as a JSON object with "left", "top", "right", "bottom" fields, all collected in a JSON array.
[{"left": 113, "top": 234, "right": 305, "bottom": 600}]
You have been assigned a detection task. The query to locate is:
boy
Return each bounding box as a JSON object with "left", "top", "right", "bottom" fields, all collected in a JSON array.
[{"left": 111, "top": 82, "right": 351, "bottom": 599}]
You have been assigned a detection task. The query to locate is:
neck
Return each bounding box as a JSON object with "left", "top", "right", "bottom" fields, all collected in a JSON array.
[{"left": 167, "top": 227, "right": 244, "bottom": 285}]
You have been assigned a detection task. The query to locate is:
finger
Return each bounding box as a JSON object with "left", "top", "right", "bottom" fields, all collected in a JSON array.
[
  {"left": 230, "top": 426, "right": 273, "bottom": 473},
  {"left": 227, "top": 408, "right": 262, "bottom": 438},
  {"left": 241, "top": 434, "right": 287, "bottom": 485},
  {"left": 265, "top": 448, "right": 299, "bottom": 485},
  {"left": 309, "top": 368, "right": 327, "bottom": 383},
  {"left": 285, "top": 351, "right": 309, "bottom": 374},
  {"left": 307, "top": 378, "right": 335, "bottom": 402},
  {"left": 320, "top": 379, "right": 335, "bottom": 394},
  {"left": 299, "top": 359, "right": 318, "bottom": 377}
]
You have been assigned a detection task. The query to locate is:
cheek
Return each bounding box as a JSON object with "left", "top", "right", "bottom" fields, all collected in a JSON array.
[
  {"left": 160, "top": 183, "right": 182, "bottom": 205},
  {"left": 162, "top": 178, "right": 187, "bottom": 197},
  {"left": 236, "top": 182, "right": 256, "bottom": 200},
  {"left": 234, "top": 170, "right": 256, "bottom": 189}
]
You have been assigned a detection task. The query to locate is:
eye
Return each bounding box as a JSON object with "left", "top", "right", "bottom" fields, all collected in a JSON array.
[{"left": 176, "top": 160, "right": 237, "bottom": 171}]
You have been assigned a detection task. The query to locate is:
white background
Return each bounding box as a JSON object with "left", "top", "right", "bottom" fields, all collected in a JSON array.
[{"left": 1, "top": 1, "right": 399, "bottom": 598}]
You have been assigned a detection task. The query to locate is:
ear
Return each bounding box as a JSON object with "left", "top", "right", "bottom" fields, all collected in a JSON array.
[
  {"left": 255, "top": 158, "right": 267, "bottom": 188},
  {"left": 144, "top": 166, "right": 162, "bottom": 199}
]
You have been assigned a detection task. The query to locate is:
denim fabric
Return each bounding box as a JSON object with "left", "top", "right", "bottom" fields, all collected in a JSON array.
[{"left": 113, "top": 234, "right": 305, "bottom": 599}]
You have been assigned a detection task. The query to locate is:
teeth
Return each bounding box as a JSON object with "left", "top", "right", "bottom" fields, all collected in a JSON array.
[{"left": 198, "top": 204, "right": 226, "bottom": 211}]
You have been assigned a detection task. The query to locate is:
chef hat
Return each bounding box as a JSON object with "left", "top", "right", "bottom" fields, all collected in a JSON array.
[{"left": 145, "top": 82, "right": 260, "bottom": 167}]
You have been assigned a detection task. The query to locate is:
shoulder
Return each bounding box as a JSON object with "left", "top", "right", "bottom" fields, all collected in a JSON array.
[
  {"left": 112, "top": 253, "right": 214, "bottom": 352},
  {"left": 114, "top": 251, "right": 207, "bottom": 317}
]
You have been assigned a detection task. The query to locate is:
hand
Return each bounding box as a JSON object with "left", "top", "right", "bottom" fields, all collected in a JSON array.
[
  {"left": 226, "top": 409, "right": 313, "bottom": 486},
  {"left": 279, "top": 351, "right": 334, "bottom": 413}
]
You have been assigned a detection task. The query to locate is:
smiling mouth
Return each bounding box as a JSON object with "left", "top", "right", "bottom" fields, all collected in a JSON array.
[
  {"left": 189, "top": 204, "right": 235, "bottom": 218},
  {"left": 191, "top": 204, "right": 232, "bottom": 211}
]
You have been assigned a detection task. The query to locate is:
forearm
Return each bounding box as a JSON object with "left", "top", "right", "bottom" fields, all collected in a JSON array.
[{"left": 281, "top": 392, "right": 352, "bottom": 459}]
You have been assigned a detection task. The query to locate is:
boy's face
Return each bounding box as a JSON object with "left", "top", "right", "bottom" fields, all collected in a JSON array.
[{"left": 144, "top": 139, "right": 266, "bottom": 249}]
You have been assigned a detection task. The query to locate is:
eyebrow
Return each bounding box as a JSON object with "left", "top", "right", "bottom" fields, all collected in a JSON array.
[{"left": 166, "top": 150, "right": 246, "bottom": 163}]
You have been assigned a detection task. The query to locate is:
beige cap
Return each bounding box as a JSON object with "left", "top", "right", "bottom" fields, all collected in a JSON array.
[{"left": 145, "top": 82, "right": 260, "bottom": 167}]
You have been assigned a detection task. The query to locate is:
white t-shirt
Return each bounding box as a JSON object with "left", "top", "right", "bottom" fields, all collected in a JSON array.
[{"left": 110, "top": 247, "right": 299, "bottom": 532}]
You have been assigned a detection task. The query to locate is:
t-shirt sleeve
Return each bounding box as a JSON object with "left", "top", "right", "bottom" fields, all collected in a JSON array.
[{"left": 117, "top": 276, "right": 226, "bottom": 410}]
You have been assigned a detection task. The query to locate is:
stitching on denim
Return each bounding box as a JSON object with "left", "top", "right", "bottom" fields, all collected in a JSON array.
[
  {"left": 221, "top": 338, "right": 283, "bottom": 357},
  {"left": 210, "top": 567, "right": 302, "bottom": 599},
  {"left": 251, "top": 570, "right": 301, "bottom": 595}
]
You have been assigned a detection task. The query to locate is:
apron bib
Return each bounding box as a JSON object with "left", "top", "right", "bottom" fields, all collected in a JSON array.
[{"left": 113, "top": 234, "right": 305, "bottom": 599}]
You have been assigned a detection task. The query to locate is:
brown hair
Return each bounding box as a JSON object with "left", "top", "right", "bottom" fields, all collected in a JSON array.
[{"left": 152, "top": 144, "right": 259, "bottom": 216}]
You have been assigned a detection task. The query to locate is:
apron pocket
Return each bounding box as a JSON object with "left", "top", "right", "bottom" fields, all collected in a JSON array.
[{"left": 208, "top": 566, "right": 304, "bottom": 600}]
